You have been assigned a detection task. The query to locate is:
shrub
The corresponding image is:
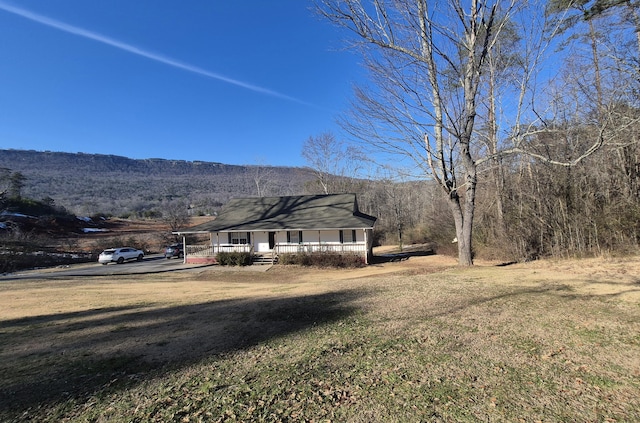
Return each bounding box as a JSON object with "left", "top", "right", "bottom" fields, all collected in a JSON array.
[
  {"left": 216, "top": 252, "right": 252, "bottom": 266},
  {"left": 277, "top": 252, "right": 364, "bottom": 268}
]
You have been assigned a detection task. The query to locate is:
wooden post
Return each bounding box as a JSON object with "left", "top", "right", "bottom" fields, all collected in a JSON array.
[
  {"left": 182, "top": 235, "right": 187, "bottom": 264},
  {"left": 363, "top": 229, "right": 369, "bottom": 265}
]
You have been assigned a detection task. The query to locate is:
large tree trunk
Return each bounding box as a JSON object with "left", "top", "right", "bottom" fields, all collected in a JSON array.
[
  {"left": 447, "top": 162, "right": 477, "bottom": 266},
  {"left": 462, "top": 167, "right": 477, "bottom": 266},
  {"left": 448, "top": 197, "right": 473, "bottom": 266}
]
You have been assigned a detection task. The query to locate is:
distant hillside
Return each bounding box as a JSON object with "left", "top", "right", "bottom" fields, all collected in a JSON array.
[{"left": 0, "top": 149, "right": 314, "bottom": 216}]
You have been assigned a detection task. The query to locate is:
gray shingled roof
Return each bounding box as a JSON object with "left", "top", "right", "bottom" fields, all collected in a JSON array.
[{"left": 177, "top": 193, "right": 376, "bottom": 233}]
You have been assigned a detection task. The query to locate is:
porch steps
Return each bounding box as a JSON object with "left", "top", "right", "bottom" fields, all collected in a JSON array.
[{"left": 252, "top": 253, "right": 277, "bottom": 265}]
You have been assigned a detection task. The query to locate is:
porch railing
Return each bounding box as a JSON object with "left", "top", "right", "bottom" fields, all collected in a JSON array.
[
  {"left": 185, "top": 244, "right": 214, "bottom": 257},
  {"left": 275, "top": 243, "right": 366, "bottom": 255},
  {"left": 185, "top": 243, "right": 364, "bottom": 257},
  {"left": 213, "top": 244, "right": 253, "bottom": 254},
  {"left": 186, "top": 244, "right": 253, "bottom": 256}
]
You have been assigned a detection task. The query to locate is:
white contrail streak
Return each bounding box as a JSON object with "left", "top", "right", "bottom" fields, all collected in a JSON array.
[{"left": 0, "top": 1, "right": 310, "bottom": 105}]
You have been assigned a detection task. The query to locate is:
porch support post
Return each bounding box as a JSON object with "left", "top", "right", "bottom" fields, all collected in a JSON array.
[
  {"left": 182, "top": 235, "right": 187, "bottom": 264},
  {"left": 363, "top": 229, "right": 369, "bottom": 265}
]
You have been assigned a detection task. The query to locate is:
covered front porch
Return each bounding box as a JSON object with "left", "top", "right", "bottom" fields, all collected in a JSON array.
[{"left": 181, "top": 228, "right": 373, "bottom": 265}]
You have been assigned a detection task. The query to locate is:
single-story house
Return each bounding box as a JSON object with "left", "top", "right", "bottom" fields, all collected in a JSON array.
[{"left": 174, "top": 193, "right": 377, "bottom": 264}]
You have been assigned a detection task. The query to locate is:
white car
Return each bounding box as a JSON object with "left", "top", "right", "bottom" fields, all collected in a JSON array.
[{"left": 98, "top": 247, "right": 144, "bottom": 265}]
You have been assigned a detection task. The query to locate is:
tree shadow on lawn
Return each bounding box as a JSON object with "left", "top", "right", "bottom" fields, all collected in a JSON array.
[
  {"left": 371, "top": 250, "right": 435, "bottom": 264},
  {"left": 0, "top": 289, "right": 366, "bottom": 416}
]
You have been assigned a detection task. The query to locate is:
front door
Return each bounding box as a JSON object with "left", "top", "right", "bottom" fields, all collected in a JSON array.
[{"left": 268, "top": 232, "right": 275, "bottom": 249}]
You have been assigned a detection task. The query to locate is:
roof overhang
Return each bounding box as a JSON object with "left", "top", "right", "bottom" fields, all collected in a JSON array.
[{"left": 174, "top": 226, "right": 374, "bottom": 235}]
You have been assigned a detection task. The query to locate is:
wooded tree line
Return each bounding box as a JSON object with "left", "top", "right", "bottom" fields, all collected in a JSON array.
[
  {"left": 300, "top": 124, "right": 640, "bottom": 261},
  {"left": 476, "top": 0, "right": 640, "bottom": 260},
  {"left": 315, "top": 0, "right": 640, "bottom": 263}
]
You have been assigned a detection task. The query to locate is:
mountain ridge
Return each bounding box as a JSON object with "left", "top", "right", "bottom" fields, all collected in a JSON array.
[{"left": 0, "top": 149, "right": 314, "bottom": 216}]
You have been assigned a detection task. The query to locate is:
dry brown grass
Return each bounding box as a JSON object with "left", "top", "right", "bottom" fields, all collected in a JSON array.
[{"left": 1, "top": 253, "right": 639, "bottom": 421}]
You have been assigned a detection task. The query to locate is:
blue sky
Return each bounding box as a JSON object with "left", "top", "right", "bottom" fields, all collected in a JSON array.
[{"left": 0, "top": 1, "right": 362, "bottom": 167}]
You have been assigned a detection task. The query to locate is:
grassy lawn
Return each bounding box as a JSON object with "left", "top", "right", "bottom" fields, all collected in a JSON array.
[{"left": 1, "top": 255, "right": 639, "bottom": 422}]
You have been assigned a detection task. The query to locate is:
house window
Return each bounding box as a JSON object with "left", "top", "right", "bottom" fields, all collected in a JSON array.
[
  {"left": 287, "top": 231, "right": 303, "bottom": 244},
  {"left": 340, "top": 230, "right": 357, "bottom": 243},
  {"left": 229, "top": 232, "right": 250, "bottom": 244}
]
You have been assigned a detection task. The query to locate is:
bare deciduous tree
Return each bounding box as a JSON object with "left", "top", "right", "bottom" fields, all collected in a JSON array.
[
  {"left": 162, "top": 200, "right": 190, "bottom": 239},
  {"left": 246, "top": 161, "right": 276, "bottom": 198},
  {"left": 302, "top": 132, "right": 365, "bottom": 194},
  {"left": 317, "top": 0, "right": 519, "bottom": 265},
  {"left": 318, "top": 0, "right": 618, "bottom": 265}
]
